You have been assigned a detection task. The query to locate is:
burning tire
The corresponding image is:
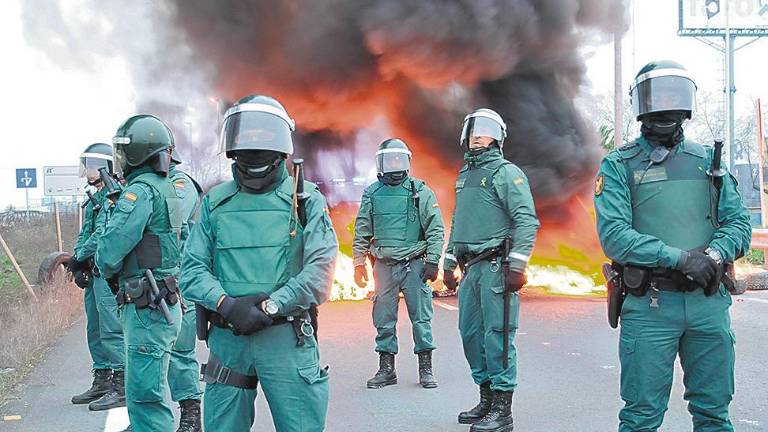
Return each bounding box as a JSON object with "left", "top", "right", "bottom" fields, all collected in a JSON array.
[
  {"left": 38, "top": 251, "right": 72, "bottom": 285},
  {"left": 744, "top": 271, "right": 768, "bottom": 291}
]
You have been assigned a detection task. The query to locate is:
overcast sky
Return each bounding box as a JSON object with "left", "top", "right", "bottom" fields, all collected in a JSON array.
[{"left": 1, "top": 0, "right": 766, "bottom": 209}]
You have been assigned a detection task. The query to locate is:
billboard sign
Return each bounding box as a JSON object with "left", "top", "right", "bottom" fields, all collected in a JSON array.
[{"left": 679, "top": 0, "right": 768, "bottom": 36}]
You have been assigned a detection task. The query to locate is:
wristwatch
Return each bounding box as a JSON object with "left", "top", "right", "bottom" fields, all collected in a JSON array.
[
  {"left": 704, "top": 247, "right": 723, "bottom": 265},
  {"left": 264, "top": 298, "right": 279, "bottom": 317}
]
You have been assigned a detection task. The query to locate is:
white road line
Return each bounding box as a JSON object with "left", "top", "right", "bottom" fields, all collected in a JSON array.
[
  {"left": 434, "top": 300, "right": 458, "bottom": 311},
  {"left": 103, "top": 407, "right": 129, "bottom": 432},
  {"left": 739, "top": 297, "right": 768, "bottom": 305}
]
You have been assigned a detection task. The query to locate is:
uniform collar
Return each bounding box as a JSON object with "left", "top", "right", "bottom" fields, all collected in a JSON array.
[{"left": 464, "top": 147, "right": 503, "bottom": 166}]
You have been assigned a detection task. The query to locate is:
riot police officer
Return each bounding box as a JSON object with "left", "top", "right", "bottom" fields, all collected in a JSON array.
[
  {"left": 180, "top": 94, "right": 338, "bottom": 432},
  {"left": 96, "top": 115, "right": 183, "bottom": 432},
  {"left": 167, "top": 146, "right": 203, "bottom": 432},
  {"left": 69, "top": 143, "right": 125, "bottom": 410},
  {"left": 444, "top": 109, "right": 540, "bottom": 432},
  {"left": 352, "top": 138, "right": 445, "bottom": 389},
  {"left": 594, "top": 60, "right": 752, "bottom": 432}
]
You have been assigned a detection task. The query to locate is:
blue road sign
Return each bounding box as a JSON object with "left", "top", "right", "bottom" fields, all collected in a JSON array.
[{"left": 16, "top": 168, "right": 37, "bottom": 188}]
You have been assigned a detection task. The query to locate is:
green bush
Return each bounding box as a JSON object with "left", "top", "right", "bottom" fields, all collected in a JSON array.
[{"left": 743, "top": 248, "right": 765, "bottom": 265}]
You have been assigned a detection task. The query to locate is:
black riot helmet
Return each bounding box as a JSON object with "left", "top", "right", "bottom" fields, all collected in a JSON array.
[
  {"left": 220, "top": 94, "right": 295, "bottom": 158},
  {"left": 460, "top": 108, "right": 507, "bottom": 149},
  {"left": 79, "top": 143, "right": 113, "bottom": 181},
  {"left": 630, "top": 60, "right": 697, "bottom": 120}
]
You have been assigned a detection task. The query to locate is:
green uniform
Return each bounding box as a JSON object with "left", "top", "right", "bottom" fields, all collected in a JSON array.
[
  {"left": 74, "top": 187, "right": 124, "bottom": 372},
  {"left": 180, "top": 169, "right": 338, "bottom": 432},
  {"left": 445, "top": 148, "right": 540, "bottom": 392},
  {"left": 96, "top": 166, "right": 184, "bottom": 432},
  {"left": 594, "top": 137, "right": 752, "bottom": 432},
  {"left": 352, "top": 177, "right": 444, "bottom": 354},
  {"left": 167, "top": 167, "right": 202, "bottom": 403}
]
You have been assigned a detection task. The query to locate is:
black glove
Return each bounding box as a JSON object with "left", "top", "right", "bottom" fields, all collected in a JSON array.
[
  {"left": 354, "top": 265, "right": 368, "bottom": 288},
  {"left": 217, "top": 294, "right": 273, "bottom": 335},
  {"left": 443, "top": 269, "right": 458, "bottom": 291},
  {"left": 73, "top": 270, "right": 90, "bottom": 289},
  {"left": 503, "top": 266, "right": 526, "bottom": 293},
  {"left": 67, "top": 256, "right": 88, "bottom": 273},
  {"left": 676, "top": 250, "right": 718, "bottom": 288},
  {"left": 420, "top": 262, "right": 439, "bottom": 283}
]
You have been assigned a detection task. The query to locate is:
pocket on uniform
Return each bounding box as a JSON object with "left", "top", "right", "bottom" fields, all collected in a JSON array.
[
  {"left": 127, "top": 344, "right": 165, "bottom": 402},
  {"left": 297, "top": 364, "right": 330, "bottom": 385},
  {"left": 619, "top": 336, "right": 638, "bottom": 401}
]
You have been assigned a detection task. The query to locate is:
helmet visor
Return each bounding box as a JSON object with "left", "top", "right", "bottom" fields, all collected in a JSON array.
[
  {"left": 461, "top": 117, "right": 504, "bottom": 146},
  {"left": 79, "top": 156, "right": 111, "bottom": 179},
  {"left": 113, "top": 144, "right": 129, "bottom": 177},
  {"left": 631, "top": 75, "right": 696, "bottom": 118},
  {"left": 219, "top": 111, "right": 293, "bottom": 155},
  {"left": 376, "top": 150, "right": 411, "bottom": 174}
]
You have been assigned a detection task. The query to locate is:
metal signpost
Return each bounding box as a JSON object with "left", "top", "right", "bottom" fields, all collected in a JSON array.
[{"left": 678, "top": 0, "right": 768, "bottom": 173}]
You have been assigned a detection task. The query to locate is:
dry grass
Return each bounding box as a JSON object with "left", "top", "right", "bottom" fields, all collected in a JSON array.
[{"left": 0, "top": 272, "right": 83, "bottom": 405}]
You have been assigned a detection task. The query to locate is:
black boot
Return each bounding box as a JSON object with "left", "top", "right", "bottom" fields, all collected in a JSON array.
[
  {"left": 417, "top": 351, "right": 437, "bottom": 389},
  {"left": 469, "top": 390, "right": 514, "bottom": 432},
  {"left": 89, "top": 370, "right": 125, "bottom": 411},
  {"left": 177, "top": 399, "right": 202, "bottom": 432},
  {"left": 366, "top": 352, "right": 397, "bottom": 389},
  {"left": 458, "top": 382, "right": 494, "bottom": 424},
  {"left": 71, "top": 369, "right": 112, "bottom": 404}
]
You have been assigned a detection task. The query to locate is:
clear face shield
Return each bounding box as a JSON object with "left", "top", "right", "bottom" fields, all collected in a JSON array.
[
  {"left": 79, "top": 156, "right": 111, "bottom": 182},
  {"left": 219, "top": 111, "right": 293, "bottom": 155},
  {"left": 376, "top": 149, "right": 411, "bottom": 174},
  {"left": 113, "top": 144, "right": 129, "bottom": 178},
  {"left": 631, "top": 75, "right": 696, "bottom": 118},
  {"left": 460, "top": 117, "right": 504, "bottom": 148}
]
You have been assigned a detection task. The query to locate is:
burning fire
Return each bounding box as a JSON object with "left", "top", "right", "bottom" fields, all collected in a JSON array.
[{"left": 331, "top": 254, "right": 375, "bottom": 301}]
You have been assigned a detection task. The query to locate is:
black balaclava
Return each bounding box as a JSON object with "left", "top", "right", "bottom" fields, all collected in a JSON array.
[
  {"left": 231, "top": 150, "right": 286, "bottom": 193},
  {"left": 640, "top": 110, "right": 687, "bottom": 147},
  {"left": 378, "top": 171, "right": 408, "bottom": 186},
  {"left": 467, "top": 141, "right": 500, "bottom": 157}
]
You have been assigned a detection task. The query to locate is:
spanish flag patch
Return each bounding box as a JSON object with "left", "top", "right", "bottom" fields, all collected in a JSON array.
[
  {"left": 513, "top": 178, "right": 524, "bottom": 185},
  {"left": 124, "top": 192, "right": 137, "bottom": 202},
  {"left": 432, "top": 203, "right": 439, "bottom": 208},
  {"left": 174, "top": 180, "right": 186, "bottom": 189}
]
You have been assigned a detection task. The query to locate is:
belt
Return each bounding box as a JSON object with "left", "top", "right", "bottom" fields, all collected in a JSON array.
[
  {"left": 208, "top": 311, "right": 315, "bottom": 347},
  {"left": 208, "top": 311, "right": 293, "bottom": 329},
  {"left": 650, "top": 277, "right": 687, "bottom": 292},
  {"left": 377, "top": 252, "right": 426, "bottom": 266},
  {"left": 462, "top": 247, "right": 503, "bottom": 268}
]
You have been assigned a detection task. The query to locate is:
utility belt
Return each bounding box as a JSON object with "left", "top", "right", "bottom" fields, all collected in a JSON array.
[
  {"left": 116, "top": 275, "right": 179, "bottom": 308},
  {"left": 198, "top": 307, "right": 315, "bottom": 347},
  {"left": 615, "top": 264, "right": 692, "bottom": 296},
  {"left": 458, "top": 246, "right": 505, "bottom": 270},
  {"left": 376, "top": 251, "right": 426, "bottom": 267}
]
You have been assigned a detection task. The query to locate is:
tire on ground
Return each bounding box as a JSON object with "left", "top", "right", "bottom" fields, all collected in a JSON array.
[
  {"left": 37, "top": 251, "right": 72, "bottom": 285},
  {"left": 744, "top": 271, "right": 768, "bottom": 291}
]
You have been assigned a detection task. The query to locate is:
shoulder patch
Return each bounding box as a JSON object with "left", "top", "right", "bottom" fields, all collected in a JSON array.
[
  {"left": 513, "top": 177, "right": 525, "bottom": 186},
  {"left": 432, "top": 203, "right": 439, "bottom": 208},
  {"left": 124, "top": 192, "right": 137, "bottom": 202},
  {"left": 174, "top": 180, "right": 186, "bottom": 189},
  {"left": 595, "top": 175, "right": 605, "bottom": 196}
]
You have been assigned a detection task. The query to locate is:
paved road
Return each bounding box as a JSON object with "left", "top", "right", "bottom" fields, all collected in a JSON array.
[{"left": 2, "top": 290, "right": 768, "bottom": 431}]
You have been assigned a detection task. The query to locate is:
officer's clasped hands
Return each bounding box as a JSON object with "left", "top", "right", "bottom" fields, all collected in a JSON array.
[
  {"left": 676, "top": 249, "right": 719, "bottom": 288},
  {"left": 443, "top": 268, "right": 458, "bottom": 291},
  {"left": 217, "top": 294, "right": 273, "bottom": 335}
]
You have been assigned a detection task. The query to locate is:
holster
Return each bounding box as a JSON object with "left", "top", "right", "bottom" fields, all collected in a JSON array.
[
  {"left": 196, "top": 304, "right": 211, "bottom": 342},
  {"left": 603, "top": 263, "right": 624, "bottom": 329}
]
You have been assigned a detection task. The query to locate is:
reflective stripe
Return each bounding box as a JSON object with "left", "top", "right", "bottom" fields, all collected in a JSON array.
[
  {"left": 507, "top": 252, "right": 530, "bottom": 263},
  {"left": 223, "top": 103, "right": 295, "bottom": 130},
  {"left": 632, "top": 68, "right": 696, "bottom": 90},
  {"left": 375, "top": 148, "right": 412, "bottom": 156},
  {"left": 80, "top": 152, "right": 113, "bottom": 161},
  {"left": 445, "top": 253, "right": 457, "bottom": 263}
]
